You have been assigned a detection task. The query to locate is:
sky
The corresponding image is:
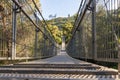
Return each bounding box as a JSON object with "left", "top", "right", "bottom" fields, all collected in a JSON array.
[{"left": 40, "top": 0, "right": 80, "bottom": 19}]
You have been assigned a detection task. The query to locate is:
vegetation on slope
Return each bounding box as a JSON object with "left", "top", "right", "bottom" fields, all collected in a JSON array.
[{"left": 47, "top": 16, "right": 75, "bottom": 44}]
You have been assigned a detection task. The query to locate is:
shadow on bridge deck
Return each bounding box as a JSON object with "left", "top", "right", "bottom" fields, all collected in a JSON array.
[{"left": 0, "top": 50, "right": 119, "bottom": 80}]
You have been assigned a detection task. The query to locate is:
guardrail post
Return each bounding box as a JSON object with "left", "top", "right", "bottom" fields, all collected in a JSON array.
[{"left": 12, "top": 2, "right": 17, "bottom": 60}]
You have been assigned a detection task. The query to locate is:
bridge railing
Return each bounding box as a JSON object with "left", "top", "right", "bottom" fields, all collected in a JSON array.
[
  {"left": 0, "top": 0, "right": 57, "bottom": 60},
  {"left": 67, "top": 0, "right": 120, "bottom": 70},
  {"left": 95, "top": 0, "right": 120, "bottom": 62}
]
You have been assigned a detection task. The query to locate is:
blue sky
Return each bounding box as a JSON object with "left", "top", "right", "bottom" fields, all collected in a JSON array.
[{"left": 40, "top": 0, "right": 80, "bottom": 19}]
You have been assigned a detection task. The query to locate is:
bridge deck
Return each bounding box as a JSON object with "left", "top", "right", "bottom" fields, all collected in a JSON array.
[
  {"left": 21, "top": 51, "right": 90, "bottom": 64},
  {"left": 0, "top": 51, "right": 119, "bottom": 80}
]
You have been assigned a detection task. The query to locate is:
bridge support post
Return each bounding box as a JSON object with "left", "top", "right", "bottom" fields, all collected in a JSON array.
[
  {"left": 34, "top": 12, "right": 39, "bottom": 58},
  {"left": 92, "top": 0, "right": 96, "bottom": 60},
  {"left": 118, "top": 45, "right": 120, "bottom": 75},
  {"left": 34, "top": 28, "right": 39, "bottom": 58},
  {"left": 43, "top": 26, "right": 47, "bottom": 57},
  {"left": 12, "top": 3, "right": 17, "bottom": 60},
  {"left": 61, "top": 36, "right": 65, "bottom": 50}
]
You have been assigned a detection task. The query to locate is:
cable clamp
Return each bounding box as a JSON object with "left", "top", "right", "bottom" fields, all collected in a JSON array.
[{"left": 87, "top": 5, "right": 94, "bottom": 11}]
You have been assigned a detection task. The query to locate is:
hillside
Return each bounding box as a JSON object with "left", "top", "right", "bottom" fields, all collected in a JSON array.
[{"left": 47, "top": 16, "right": 75, "bottom": 44}]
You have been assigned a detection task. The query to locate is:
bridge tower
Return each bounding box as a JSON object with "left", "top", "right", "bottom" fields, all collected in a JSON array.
[{"left": 61, "top": 36, "right": 65, "bottom": 50}]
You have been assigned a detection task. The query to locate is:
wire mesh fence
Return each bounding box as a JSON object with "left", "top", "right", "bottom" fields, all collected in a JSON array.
[
  {"left": 96, "top": 0, "right": 120, "bottom": 62},
  {"left": 0, "top": 0, "right": 57, "bottom": 60},
  {"left": 67, "top": 0, "right": 120, "bottom": 62}
]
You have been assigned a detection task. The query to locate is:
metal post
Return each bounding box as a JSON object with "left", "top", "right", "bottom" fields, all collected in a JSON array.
[
  {"left": 12, "top": 3, "right": 17, "bottom": 60},
  {"left": 92, "top": 0, "right": 96, "bottom": 60},
  {"left": 118, "top": 45, "right": 120, "bottom": 75},
  {"left": 43, "top": 26, "right": 46, "bottom": 57},
  {"left": 117, "top": 0, "right": 120, "bottom": 75},
  {"left": 34, "top": 12, "right": 39, "bottom": 58},
  {"left": 34, "top": 28, "right": 38, "bottom": 57}
]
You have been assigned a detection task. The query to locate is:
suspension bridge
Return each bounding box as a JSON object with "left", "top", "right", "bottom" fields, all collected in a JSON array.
[{"left": 0, "top": 0, "right": 120, "bottom": 80}]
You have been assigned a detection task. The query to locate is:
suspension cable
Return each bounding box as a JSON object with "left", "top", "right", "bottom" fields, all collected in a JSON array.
[
  {"left": 72, "top": 0, "right": 84, "bottom": 29},
  {"left": 32, "top": 0, "right": 57, "bottom": 44},
  {"left": 67, "top": 0, "right": 93, "bottom": 45},
  {"left": 72, "top": 0, "right": 93, "bottom": 35},
  {"left": 24, "top": 0, "right": 46, "bottom": 30},
  {"left": 12, "top": 0, "right": 56, "bottom": 45}
]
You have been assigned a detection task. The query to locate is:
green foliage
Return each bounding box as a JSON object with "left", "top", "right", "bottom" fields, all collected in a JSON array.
[
  {"left": 47, "top": 23, "right": 62, "bottom": 44},
  {"left": 0, "top": 0, "right": 42, "bottom": 57},
  {"left": 47, "top": 16, "right": 75, "bottom": 44}
]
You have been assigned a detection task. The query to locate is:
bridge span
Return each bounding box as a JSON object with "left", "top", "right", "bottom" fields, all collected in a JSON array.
[
  {"left": 0, "top": 50, "right": 119, "bottom": 80},
  {"left": 0, "top": 0, "right": 120, "bottom": 80}
]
